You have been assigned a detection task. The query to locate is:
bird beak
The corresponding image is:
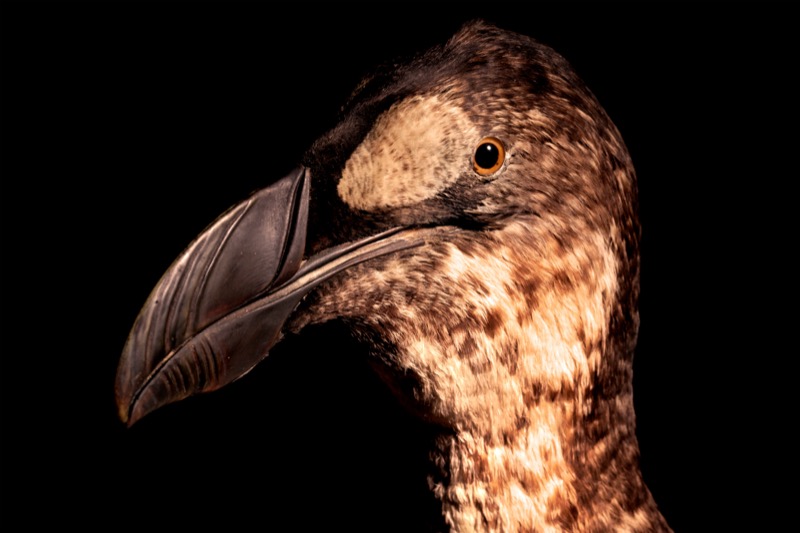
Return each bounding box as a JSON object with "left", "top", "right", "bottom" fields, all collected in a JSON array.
[{"left": 115, "top": 166, "right": 418, "bottom": 426}]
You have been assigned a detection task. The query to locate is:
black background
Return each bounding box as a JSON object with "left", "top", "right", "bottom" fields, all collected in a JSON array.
[{"left": 2, "top": 2, "right": 793, "bottom": 530}]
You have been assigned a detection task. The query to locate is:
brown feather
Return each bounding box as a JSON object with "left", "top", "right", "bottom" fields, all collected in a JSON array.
[{"left": 288, "top": 20, "right": 671, "bottom": 531}]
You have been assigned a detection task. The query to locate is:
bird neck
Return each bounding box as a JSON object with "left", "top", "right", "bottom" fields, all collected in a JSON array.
[{"left": 429, "top": 391, "right": 671, "bottom": 532}]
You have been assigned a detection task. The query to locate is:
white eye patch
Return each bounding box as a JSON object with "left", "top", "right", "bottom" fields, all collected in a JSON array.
[{"left": 338, "top": 94, "right": 478, "bottom": 211}]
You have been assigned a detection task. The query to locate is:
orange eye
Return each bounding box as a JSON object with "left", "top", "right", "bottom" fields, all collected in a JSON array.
[{"left": 472, "top": 137, "right": 505, "bottom": 176}]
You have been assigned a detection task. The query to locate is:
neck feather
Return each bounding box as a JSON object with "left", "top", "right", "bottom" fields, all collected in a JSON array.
[{"left": 428, "top": 391, "right": 671, "bottom": 532}]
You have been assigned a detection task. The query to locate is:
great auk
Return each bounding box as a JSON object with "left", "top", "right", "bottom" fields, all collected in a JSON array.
[{"left": 116, "top": 21, "right": 671, "bottom": 531}]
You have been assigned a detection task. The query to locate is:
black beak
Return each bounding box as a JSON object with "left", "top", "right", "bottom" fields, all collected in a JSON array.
[{"left": 115, "top": 166, "right": 419, "bottom": 426}]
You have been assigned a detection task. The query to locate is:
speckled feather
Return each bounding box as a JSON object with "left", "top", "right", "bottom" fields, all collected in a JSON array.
[{"left": 282, "top": 21, "right": 671, "bottom": 532}]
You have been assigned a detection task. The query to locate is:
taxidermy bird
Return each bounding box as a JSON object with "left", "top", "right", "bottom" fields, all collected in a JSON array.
[{"left": 116, "top": 21, "right": 671, "bottom": 532}]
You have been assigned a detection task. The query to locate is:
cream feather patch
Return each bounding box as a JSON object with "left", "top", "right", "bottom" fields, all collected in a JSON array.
[{"left": 338, "top": 94, "right": 479, "bottom": 210}]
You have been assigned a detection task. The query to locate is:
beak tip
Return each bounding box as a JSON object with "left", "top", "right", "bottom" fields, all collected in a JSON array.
[
  {"left": 115, "top": 388, "right": 132, "bottom": 426},
  {"left": 118, "top": 396, "right": 154, "bottom": 428}
]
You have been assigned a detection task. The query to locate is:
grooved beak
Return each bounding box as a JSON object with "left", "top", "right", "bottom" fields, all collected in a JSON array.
[{"left": 115, "top": 166, "right": 420, "bottom": 426}]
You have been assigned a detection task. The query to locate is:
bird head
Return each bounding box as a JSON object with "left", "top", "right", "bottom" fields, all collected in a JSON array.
[{"left": 116, "top": 21, "right": 639, "bottom": 439}]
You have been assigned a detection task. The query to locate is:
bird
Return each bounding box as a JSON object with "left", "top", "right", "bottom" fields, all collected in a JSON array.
[{"left": 115, "top": 20, "right": 672, "bottom": 532}]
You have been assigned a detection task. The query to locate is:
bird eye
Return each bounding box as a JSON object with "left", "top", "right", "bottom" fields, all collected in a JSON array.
[{"left": 472, "top": 137, "right": 506, "bottom": 176}]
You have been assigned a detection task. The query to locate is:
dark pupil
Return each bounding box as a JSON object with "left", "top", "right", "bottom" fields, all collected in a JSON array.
[{"left": 475, "top": 143, "right": 499, "bottom": 169}]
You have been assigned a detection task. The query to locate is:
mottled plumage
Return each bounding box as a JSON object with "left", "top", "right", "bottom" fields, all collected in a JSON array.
[{"left": 117, "top": 21, "right": 671, "bottom": 532}]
